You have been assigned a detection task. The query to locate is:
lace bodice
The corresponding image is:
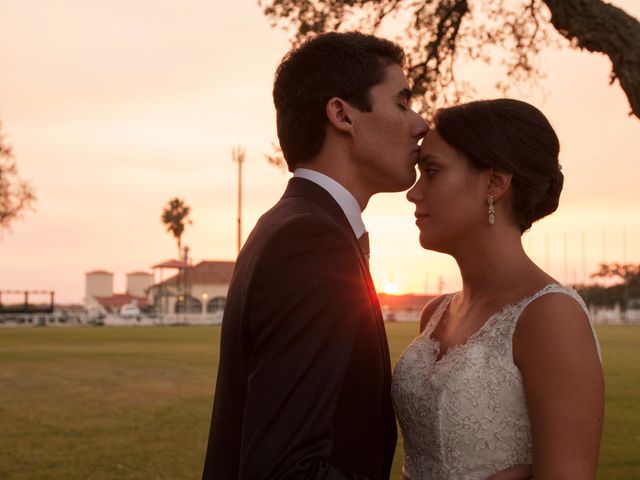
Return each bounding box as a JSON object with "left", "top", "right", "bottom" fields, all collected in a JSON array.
[{"left": 391, "top": 284, "right": 599, "bottom": 480}]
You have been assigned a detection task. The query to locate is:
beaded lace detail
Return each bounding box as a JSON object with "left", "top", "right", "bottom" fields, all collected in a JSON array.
[{"left": 391, "top": 284, "right": 599, "bottom": 480}]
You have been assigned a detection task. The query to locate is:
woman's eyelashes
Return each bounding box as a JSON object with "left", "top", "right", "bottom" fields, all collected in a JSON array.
[{"left": 423, "top": 166, "right": 439, "bottom": 178}]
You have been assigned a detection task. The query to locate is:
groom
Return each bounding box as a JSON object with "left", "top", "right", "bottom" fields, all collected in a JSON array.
[{"left": 202, "top": 32, "right": 427, "bottom": 479}]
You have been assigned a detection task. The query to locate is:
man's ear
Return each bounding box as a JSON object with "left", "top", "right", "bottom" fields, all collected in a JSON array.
[
  {"left": 486, "top": 169, "right": 513, "bottom": 201},
  {"left": 326, "top": 97, "right": 355, "bottom": 134}
]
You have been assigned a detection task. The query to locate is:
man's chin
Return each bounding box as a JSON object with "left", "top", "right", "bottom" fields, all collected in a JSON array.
[
  {"left": 396, "top": 174, "right": 418, "bottom": 192},
  {"left": 369, "top": 171, "right": 416, "bottom": 194},
  {"left": 377, "top": 184, "right": 412, "bottom": 194},
  {"left": 383, "top": 172, "right": 417, "bottom": 192}
]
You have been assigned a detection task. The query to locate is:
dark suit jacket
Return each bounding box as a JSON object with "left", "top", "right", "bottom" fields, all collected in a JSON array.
[{"left": 202, "top": 177, "right": 396, "bottom": 480}]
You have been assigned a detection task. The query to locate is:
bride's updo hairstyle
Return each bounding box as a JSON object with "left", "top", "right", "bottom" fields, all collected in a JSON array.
[{"left": 434, "top": 98, "right": 563, "bottom": 233}]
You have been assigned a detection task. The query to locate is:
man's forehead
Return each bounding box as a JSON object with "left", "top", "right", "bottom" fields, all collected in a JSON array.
[{"left": 375, "top": 64, "right": 411, "bottom": 93}]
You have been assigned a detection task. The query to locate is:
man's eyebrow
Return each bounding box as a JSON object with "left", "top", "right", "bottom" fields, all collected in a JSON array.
[{"left": 397, "top": 88, "right": 412, "bottom": 101}]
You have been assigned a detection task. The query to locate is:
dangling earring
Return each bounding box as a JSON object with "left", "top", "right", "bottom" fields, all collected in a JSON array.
[{"left": 487, "top": 194, "right": 495, "bottom": 226}]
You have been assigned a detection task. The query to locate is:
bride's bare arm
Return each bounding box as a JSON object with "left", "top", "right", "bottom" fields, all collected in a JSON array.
[{"left": 513, "top": 293, "right": 604, "bottom": 479}]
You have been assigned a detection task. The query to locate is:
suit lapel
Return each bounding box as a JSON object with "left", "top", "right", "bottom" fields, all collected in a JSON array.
[
  {"left": 282, "top": 177, "right": 353, "bottom": 232},
  {"left": 282, "top": 177, "right": 371, "bottom": 265}
]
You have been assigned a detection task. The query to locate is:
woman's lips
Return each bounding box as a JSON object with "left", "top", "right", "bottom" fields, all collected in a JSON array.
[{"left": 414, "top": 213, "right": 429, "bottom": 225}]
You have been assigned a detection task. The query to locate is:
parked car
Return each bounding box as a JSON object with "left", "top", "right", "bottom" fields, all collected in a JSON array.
[
  {"left": 119, "top": 304, "right": 141, "bottom": 319},
  {"left": 86, "top": 306, "right": 106, "bottom": 326}
]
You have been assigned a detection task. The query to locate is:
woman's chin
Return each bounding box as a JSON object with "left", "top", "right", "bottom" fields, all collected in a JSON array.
[
  {"left": 418, "top": 234, "right": 435, "bottom": 251},
  {"left": 418, "top": 234, "right": 448, "bottom": 254}
]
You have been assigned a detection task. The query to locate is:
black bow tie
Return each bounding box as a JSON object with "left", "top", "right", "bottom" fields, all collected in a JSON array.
[{"left": 358, "top": 231, "right": 370, "bottom": 263}]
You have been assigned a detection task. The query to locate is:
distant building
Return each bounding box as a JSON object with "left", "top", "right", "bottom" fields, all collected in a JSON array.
[
  {"left": 85, "top": 270, "right": 152, "bottom": 313},
  {"left": 148, "top": 260, "right": 235, "bottom": 316},
  {"left": 127, "top": 271, "right": 153, "bottom": 297},
  {"left": 85, "top": 270, "right": 113, "bottom": 304}
]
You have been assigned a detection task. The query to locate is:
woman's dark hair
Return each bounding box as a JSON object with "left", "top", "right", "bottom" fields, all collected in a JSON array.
[
  {"left": 434, "top": 98, "right": 564, "bottom": 232},
  {"left": 273, "top": 32, "right": 405, "bottom": 171}
]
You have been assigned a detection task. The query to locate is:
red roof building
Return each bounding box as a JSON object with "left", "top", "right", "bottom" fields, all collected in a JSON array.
[
  {"left": 92, "top": 293, "right": 147, "bottom": 312},
  {"left": 149, "top": 260, "right": 235, "bottom": 316},
  {"left": 156, "top": 261, "right": 235, "bottom": 286}
]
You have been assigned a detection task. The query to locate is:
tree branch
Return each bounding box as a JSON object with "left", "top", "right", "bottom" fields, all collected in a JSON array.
[{"left": 543, "top": 0, "right": 640, "bottom": 118}]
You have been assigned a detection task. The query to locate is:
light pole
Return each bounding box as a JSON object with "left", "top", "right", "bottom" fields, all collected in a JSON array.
[{"left": 232, "top": 146, "right": 245, "bottom": 256}]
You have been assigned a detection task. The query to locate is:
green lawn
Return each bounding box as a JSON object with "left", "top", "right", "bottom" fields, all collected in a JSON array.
[{"left": 0, "top": 324, "right": 637, "bottom": 479}]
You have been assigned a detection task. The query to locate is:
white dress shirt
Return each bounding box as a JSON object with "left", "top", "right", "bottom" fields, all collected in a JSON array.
[{"left": 293, "top": 168, "right": 366, "bottom": 239}]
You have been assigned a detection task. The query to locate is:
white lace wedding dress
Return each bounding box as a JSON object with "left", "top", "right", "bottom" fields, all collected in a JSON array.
[{"left": 391, "top": 284, "right": 599, "bottom": 480}]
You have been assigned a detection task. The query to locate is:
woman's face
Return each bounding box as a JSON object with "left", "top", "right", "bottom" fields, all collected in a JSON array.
[{"left": 407, "top": 129, "right": 489, "bottom": 253}]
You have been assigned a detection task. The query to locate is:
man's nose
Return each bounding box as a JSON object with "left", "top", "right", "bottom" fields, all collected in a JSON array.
[{"left": 411, "top": 112, "right": 428, "bottom": 138}]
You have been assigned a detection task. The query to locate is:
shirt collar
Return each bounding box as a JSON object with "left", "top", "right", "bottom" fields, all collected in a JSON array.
[{"left": 293, "top": 168, "right": 366, "bottom": 238}]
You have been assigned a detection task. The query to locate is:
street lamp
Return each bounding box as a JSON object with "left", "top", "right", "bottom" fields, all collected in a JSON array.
[{"left": 201, "top": 292, "right": 209, "bottom": 315}]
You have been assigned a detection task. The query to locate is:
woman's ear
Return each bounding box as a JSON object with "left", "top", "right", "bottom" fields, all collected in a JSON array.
[
  {"left": 326, "top": 97, "right": 354, "bottom": 134},
  {"left": 486, "top": 169, "right": 513, "bottom": 201}
]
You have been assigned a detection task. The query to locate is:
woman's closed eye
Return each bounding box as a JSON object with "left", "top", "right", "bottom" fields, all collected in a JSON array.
[{"left": 423, "top": 167, "right": 438, "bottom": 178}]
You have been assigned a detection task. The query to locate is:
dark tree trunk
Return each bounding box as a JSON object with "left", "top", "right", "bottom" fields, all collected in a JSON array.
[{"left": 543, "top": 0, "right": 640, "bottom": 118}]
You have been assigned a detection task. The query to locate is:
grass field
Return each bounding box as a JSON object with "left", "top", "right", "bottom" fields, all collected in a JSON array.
[{"left": 0, "top": 323, "right": 638, "bottom": 479}]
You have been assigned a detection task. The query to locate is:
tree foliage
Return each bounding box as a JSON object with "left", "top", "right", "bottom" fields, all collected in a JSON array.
[
  {"left": 0, "top": 125, "right": 36, "bottom": 234},
  {"left": 579, "top": 262, "right": 640, "bottom": 308},
  {"left": 590, "top": 262, "right": 640, "bottom": 286},
  {"left": 161, "top": 198, "right": 192, "bottom": 258},
  {"left": 260, "top": 0, "right": 640, "bottom": 120}
]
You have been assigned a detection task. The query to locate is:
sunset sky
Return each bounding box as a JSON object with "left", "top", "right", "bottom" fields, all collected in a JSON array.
[{"left": 1, "top": 0, "right": 639, "bottom": 303}]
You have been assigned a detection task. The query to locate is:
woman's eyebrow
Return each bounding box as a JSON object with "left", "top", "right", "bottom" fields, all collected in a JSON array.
[{"left": 419, "top": 153, "right": 440, "bottom": 165}]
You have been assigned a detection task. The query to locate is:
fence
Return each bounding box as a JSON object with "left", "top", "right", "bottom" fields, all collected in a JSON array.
[{"left": 589, "top": 305, "right": 640, "bottom": 324}]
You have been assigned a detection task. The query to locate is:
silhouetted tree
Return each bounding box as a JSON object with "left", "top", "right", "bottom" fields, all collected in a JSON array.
[
  {"left": 161, "top": 198, "right": 192, "bottom": 258},
  {"left": 591, "top": 262, "right": 640, "bottom": 286},
  {"left": 580, "top": 262, "right": 640, "bottom": 308},
  {"left": 260, "top": 0, "right": 640, "bottom": 121},
  {"left": 0, "top": 124, "right": 36, "bottom": 233}
]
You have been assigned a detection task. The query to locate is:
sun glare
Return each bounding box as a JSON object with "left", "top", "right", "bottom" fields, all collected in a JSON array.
[{"left": 382, "top": 279, "right": 399, "bottom": 295}]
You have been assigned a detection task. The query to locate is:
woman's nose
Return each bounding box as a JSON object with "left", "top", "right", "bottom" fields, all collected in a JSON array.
[{"left": 406, "top": 181, "right": 421, "bottom": 203}]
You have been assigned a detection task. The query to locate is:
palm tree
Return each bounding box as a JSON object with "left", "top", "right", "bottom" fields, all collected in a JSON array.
[{"left": 161, "top": 198, "right": 192, "bottom": 258}]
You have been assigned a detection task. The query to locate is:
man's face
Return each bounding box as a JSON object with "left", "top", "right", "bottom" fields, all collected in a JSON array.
[{"left": 350, "top": 63, "right": 428, "bottom": 194}]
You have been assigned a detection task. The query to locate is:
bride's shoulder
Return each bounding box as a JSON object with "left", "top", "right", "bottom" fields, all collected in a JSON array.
[
  {"left": 513, "top": 287, "right": 597, "bottom": 365},
  {"left": 419, "top": 294, "right": 450, "bottom": 333},
  {"left": 517, "top": 286, "right": 589, "bottom": 331}
]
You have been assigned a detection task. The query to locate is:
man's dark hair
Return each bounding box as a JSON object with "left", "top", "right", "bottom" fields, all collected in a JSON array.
[
  {"left": 273, "top": 32, "right": 405, "bottom": 171},
  {"left": 434, "top": 98, "right": 563, "bottom": 233}
]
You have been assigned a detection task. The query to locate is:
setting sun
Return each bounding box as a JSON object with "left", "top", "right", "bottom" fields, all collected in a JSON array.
[{"left": 382, "top": 277, "right": 399, "bottom": 295}]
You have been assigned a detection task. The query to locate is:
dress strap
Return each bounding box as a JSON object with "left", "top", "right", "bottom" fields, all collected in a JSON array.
[
  {"left": 518, "top": 284, "right": 588, "bottom": 315},
  {"left": 422, "top": 294, "right": 454, "bottom": 338}
]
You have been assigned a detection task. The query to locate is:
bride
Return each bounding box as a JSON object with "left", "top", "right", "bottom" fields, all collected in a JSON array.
[{"left": 392, "top": 99, "right": 604, "bottom": 479}]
